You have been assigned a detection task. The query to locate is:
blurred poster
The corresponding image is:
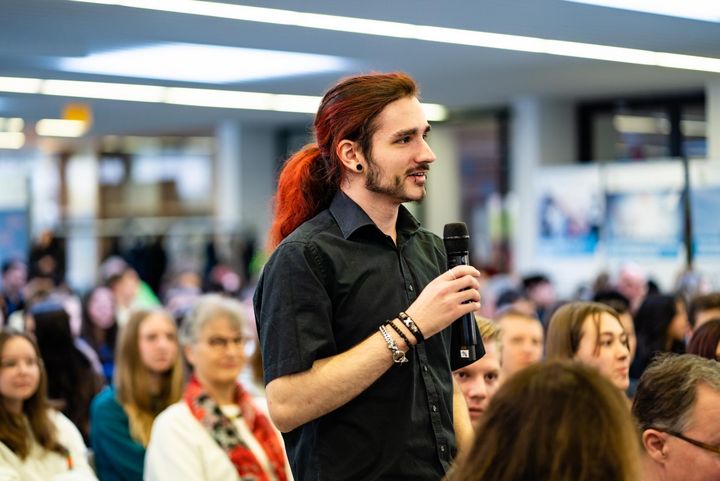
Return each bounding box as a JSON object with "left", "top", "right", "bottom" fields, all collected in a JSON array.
[
  {"left": 0, "top": 209, "right": 29, "bottom": 266},
  {"left": 605, "top": 190, "right": 681, "bottom": 257},
  {"left": 537, "top": 166, "right": 601, "bottom": 256},
  {"left": 692, "top": 187, "right": 720, "bottom": 257}
]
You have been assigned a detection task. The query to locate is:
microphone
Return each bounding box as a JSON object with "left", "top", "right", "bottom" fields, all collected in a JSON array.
[{"left": 443, "top": 222, "right": 485, "bottom": 370}]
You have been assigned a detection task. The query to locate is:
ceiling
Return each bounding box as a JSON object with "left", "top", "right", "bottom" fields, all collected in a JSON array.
[{"left": 2, "top": 0, "right": 719, "bottom": 137}]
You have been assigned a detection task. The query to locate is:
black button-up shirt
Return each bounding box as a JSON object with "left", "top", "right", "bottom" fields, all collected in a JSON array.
[{"left": 254, "top": 191, "right": 455, "bottom": 481}]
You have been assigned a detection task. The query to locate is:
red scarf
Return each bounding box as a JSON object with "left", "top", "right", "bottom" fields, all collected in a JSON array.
[{"left": 184, "top": 375, "right": 288, "bottom": 481}]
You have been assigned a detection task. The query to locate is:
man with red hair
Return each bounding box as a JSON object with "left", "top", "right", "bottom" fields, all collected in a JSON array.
[{"left": 254, "top": 72, "right": 481, "bottom": 481}]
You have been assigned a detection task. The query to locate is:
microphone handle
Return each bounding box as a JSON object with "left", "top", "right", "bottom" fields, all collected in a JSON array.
[{"left": 447, "top": 252, "right": 485, "bottom": 370}]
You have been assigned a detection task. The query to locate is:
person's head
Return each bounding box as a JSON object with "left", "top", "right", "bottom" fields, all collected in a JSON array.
[
  {"left": 452, "top": 317, "right": 502, "bottom": 428},
  {"left": 115, "top": 308, "right": 183, "bottom": 446},
  {"left": 546, "top": 301, "right": 631, "bottom": 390},
  {"left": 449, "top": 361, "right": 640, "bottom": 481},
  {"left": 632, "top": 354, "right": 720, "bottom": 481},
  {"left": 688, "top": 292, "right": 720, "bottom": 331},
  {"left": 494, "top": 309, "right": 543, "bottom": 378},
  {"left": 593, "top": 290, "right": 636, "bottom": 361},
  {"left": 268, "top": 72, "right": 431, "bottom": 249},
  {"left": 102, "top": 256, "right": 139, "bottom": 307},
  {"left": 180, "top": 294, "right": 250, "bottom": 392},
  {"left": 687, "top": 319, "right": 720, "bottom": 361},
  {"left": 616, "top": 262, "right": 648, "bottom": 312},
  {"left": 494, "top": 289, "right": 536, "bottom": 316},
  {"left": 83, "top": 285, "right": 115, "bottom": 330},
  {"left": 635, "top": 294, "right": 690, "bottom": 352},
  {"left": 0, "top": 329, "right": 67, "bottom": 459},
  {"left": 522, "top": 274, "right": 556, "bottom": 309},
  {"left": 1, "top": 259, "right": 27, "bottom": 294}
]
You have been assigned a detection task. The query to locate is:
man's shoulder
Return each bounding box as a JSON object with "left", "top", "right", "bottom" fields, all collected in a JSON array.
[{"left": 276, "top": 209, "right": 339, "bottom": 250}]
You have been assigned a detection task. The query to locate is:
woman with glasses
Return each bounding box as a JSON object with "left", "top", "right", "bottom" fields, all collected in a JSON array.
[
  {"left": 90, "top": 308, "right": 183, "bottom": 481},
  {"left": 0, "top": 329, "right": 98, "bottom": 480},
  {"left": 145, "top": 294, "right": 291, "bottom": 481},
  {"left": 545, "top": 301, "right": 631, "bottom": 392}
]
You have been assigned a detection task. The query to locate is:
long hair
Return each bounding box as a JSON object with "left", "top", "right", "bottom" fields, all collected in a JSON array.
[
  {"left": 0, "top": 329, "right": 68, "bottom": 459},
  {"left": 631, "top": 294, "right": 685, "bottom": 379},
  {"left": 546, "top": 301, "right": 622, "bottom": 359},
  {"left": 268, "top": 72, "right": 418, "bottom": 249},
  {"left": 80, "top": 285, "right": 118, "bottom": 353},
  {"left": 32, "top": 304, "right": 99, "bottom": 441},
  {"left": 448, "top": 361, "right": 640, "bottom": 481},
  {"left": 687, "top": 318, "right": 720, "bottom": 361},
  {"left": 114, "top": 309, "right": 183, "bottom": 446}
]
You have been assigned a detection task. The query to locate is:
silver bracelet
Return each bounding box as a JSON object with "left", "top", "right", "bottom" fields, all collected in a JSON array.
[{"left": 378, "top": 325, "right": 408, "bottom": 364}]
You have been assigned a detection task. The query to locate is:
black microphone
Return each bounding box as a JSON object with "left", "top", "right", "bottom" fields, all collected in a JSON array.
[{"left": 444, "top": 222, "right": 485, "bottom": 370}]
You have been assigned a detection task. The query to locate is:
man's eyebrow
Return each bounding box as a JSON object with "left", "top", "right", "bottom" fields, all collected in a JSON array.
[{"left": 391, "top": 125, "right": 431, "bottom": 139}]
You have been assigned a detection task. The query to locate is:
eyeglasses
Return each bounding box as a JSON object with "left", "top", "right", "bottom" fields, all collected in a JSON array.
[
  {"left": 203, "top": 336, "right": 247, "bottom": 350},
  {"left": 651, "top": 428, "right": 720, "bottom": 456}
]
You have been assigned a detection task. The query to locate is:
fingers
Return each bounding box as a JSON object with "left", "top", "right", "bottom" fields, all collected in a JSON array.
[{"left": 448, "top": 265, "right": 482, "bottom": 281}]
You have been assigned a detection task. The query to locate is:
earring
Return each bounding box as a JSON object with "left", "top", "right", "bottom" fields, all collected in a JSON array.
[{"left": 355, "top": 164, "right": 363, "bottom": 172}]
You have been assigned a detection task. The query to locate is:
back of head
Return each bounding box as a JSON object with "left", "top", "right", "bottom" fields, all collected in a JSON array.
[
  {"left": 688, "top": 292, "right": 720, "bottom": 328},
  {"left": 545, "top": 301, "right": 619, "bottom": 360},
  {"left": 634, "top": 294, "right": 678, "bottom": 341},
  {"left": 593, "top": 290, "right": 631, "bottom": 315},
  {"left": 268, "top": 72, "right": 418, "bottom": 249},
  {"left": 686, "top": 319, "right": 720, "bottom": 361},
  {"left": 632, "top": 353, "right": 720, "bottom": 433},
  {"left": 449, "top": 360, "right": 640, "bottom": 481}
]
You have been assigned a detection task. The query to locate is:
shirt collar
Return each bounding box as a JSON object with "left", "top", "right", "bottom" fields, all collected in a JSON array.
[{"left": 329, "top": 190, "right": 421, "bottom": 240}]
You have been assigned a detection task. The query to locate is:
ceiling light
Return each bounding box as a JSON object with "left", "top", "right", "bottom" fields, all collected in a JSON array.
[
  {"left": 0, "top": 77, "right": 42, "bottom": 94},
  {"left": 36, "top": 119, "right": 88, "bottom": 137},
  {"left": 58, "top": 43, "right": 351, "bottom": 83},
  {"left": 0, "top": 117, "right": 24, "bottom": 132},
  {"left": 67, "top": 0, "right": 720, "bottom": 73},
  {"left": 42, "top": 80, "right": 165, "bottom": 102},
  {"left": 0, "top": 132, "right": 25, "bottom": 149},
  {"left": 564, "top": 0, "right": 720, "bottom": 23}
]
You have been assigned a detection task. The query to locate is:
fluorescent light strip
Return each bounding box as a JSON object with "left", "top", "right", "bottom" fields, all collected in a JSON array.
[
  {"left": 564, "top": 0, "right": 720, "bottom": 23},
  {"left": 0, "top": 76, "right": 448, "bottom": 120},
  {"left": 67, "top": 0, "right": 720, "bottom": 73},
  {"left": 36, "top": 119, "right": 88, "bottom": 137},
  {"left": 0, "top": 132, "right": 25, "bottom": 149}
]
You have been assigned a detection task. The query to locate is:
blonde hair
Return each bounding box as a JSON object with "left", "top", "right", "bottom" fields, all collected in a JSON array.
[
  {"left": 114, "top": 309, "right": 183, "bottom": 446},
  {"left": 476, "top": 316, "right": 501, "bottom": 354}
]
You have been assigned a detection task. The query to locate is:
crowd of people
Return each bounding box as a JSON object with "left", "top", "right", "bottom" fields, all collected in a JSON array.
[{"left": 1, "top": 71, "right": 720, "bottom": 481}]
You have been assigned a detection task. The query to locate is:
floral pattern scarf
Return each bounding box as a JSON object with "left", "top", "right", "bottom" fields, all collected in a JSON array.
[{"left": 184, "top": 375, "right": 288, "bottom": 481}]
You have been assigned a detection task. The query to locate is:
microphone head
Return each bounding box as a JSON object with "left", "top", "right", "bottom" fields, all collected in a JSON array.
[{"left": 443, "top": 222, "right": 469, "bottom": 254}]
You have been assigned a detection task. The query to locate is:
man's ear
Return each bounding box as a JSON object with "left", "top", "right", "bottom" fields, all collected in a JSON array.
[
  {"left": 642, "top": 429, "right": 668, "bottom": 463},
  {"left": 336, "top": 139, "right": 364, "bottom": 172}
]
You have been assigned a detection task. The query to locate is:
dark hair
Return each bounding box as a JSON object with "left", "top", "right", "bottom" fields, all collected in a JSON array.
[
  {"left": 630, "top": 294, "right": 685, "bottom": 380},
  {"left": 268, "top": 72, "right": 418, "bottom": 249},
  {"left": 522, "top": 274, "right": 550, "bottom": 291},
  {"left": 687, "top": 319, "right": 720, "bottom": 361},
  {"left": 0, "top": 329, "right": 68, "bottom": 459},
  {"left": 688, "top": 292, "right": 720, "bottom": 327},
  {"left": 32, "top": 303, "right": 100, "bottom": 442},
  {"left": 495, "top": 289, "right": 529, "bottom": 311},
  {"left": 448, "top": 361, "right": 640, "bottom": 481},
  {"left": 1, "top": 258, "right": 25, "bottom": 275},
  {"left": 632, "top": 353, "right": 720, "bottom": 433},
  {"left": 593, "top": 290, "right": 631, "bottom": 315}
]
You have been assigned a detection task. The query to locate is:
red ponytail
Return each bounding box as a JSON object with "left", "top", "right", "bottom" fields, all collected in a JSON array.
[{"left": 267, "top": 72, "right": 418, "bottom": 250}]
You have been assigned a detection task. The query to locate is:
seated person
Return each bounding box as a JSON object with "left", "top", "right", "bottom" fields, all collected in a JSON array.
[
  {"left": 145, "top": 294, "right": 291, "bottom": 481},
  {"left": 494, "top": 308, "right": 543, "bottom": 378},
  {"left": 632, "top": 353, "right": 720, "bottom": 481},
  {"left": 0, "top": 329, "right": 97, "bottom": 480},
  {"left": 546, "top": 301, "right": 630, "bottom": 392},
  {"left": 686, "top": 319, "right": 720, "bottom": 361},
  {"left": 688, "top": 292, "right": 720, "bottom": 332},
  {"left": 452, "top": 317, "right": 502, "bottom": 428},
  {"left": 448, "top": 360, "right": 640, "bottom": 481},
  {"left": 90, "top": 309, "right": 183, "bottom": 481}
]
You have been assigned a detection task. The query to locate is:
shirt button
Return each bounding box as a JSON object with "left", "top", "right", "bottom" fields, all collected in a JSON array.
[
  {"left": 432, "top": 404, "right": 438, "bottom": 412},
  {"left": 423, "top": 365, "right": 428, "bottom": 372},
  {"left": 408, "top": 285, "right": 414, "bottom": 291},
  {"left": 440, "top": 445, "right": 446, "bottom": 453}
]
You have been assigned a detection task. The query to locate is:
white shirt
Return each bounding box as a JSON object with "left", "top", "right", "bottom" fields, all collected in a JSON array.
[{"left": 0, "top": 410, "right": 98, "bottom": 481}]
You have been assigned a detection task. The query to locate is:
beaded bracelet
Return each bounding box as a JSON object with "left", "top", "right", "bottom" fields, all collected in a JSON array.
[
  {"left": 386, "top": 320, "right": 413, "bottom": 349},
  {"left": 398, "top": 311, "right": 425, "bottom": 343}
]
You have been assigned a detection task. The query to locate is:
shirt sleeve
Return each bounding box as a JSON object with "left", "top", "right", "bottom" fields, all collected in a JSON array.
[
  {"left": 52, "top": 411, "right": 99, "bottom": 481},
  {"left": 90, "top": 389, "right": 145, "bottom": 481},
  {"left": 253, "top": 240, "right": 336, "bottom": 384}
]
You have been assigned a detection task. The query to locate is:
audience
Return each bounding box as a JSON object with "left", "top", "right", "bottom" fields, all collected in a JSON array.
[
  {"left": 1, "top": 259, "right": 27, "bottom": 317},
  {"left": 90, "top": 308, "right": 183, "bottom": 481},
  {"left": 145, "top": 294, "right": 291, "bottom": 481},
  {"left": 29, "top": 301, "right": 103, "bottom": 443},
  {"left": 632, "top": 353, "right": 720, "bottom": 481},
  {"left": 688, "top": 292, "right": 720, "bottom": 332},
  {"left": 448, "top": 361, "right": 640, "bottom": 481},
  {"left": 0, "top": 329, "right": 98, "bottom": 480},
  {"left": 452, "top": 317, "right": 503, "bottom": 428},
  {"left": 522, "top": 273, "right": 556, "bottom": 323},
  {"left": 494, "top": 308, "right": 543, "bottom": 379},
  {"left": 616, "top": 262, "right": 648, "bottom": 314},
  {"left": 631, "top": 294, "right": 689, "bottom": 381},
  {"left": 546, "top": 301, "right": 630, "bottom": 392},
  {"left": 686, "top": 319, "right": 720, "bottom": 361}
]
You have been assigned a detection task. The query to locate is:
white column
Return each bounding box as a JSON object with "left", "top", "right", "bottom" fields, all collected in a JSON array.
[
  {"left": 707, "top": 80, "right": 720, "bottom": 162},
  {"left": 65, "top": 147, "right": 98, "bottom": 291},
  {"left": 424, "top": 125, "right": 461, "bottom": 237}
]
